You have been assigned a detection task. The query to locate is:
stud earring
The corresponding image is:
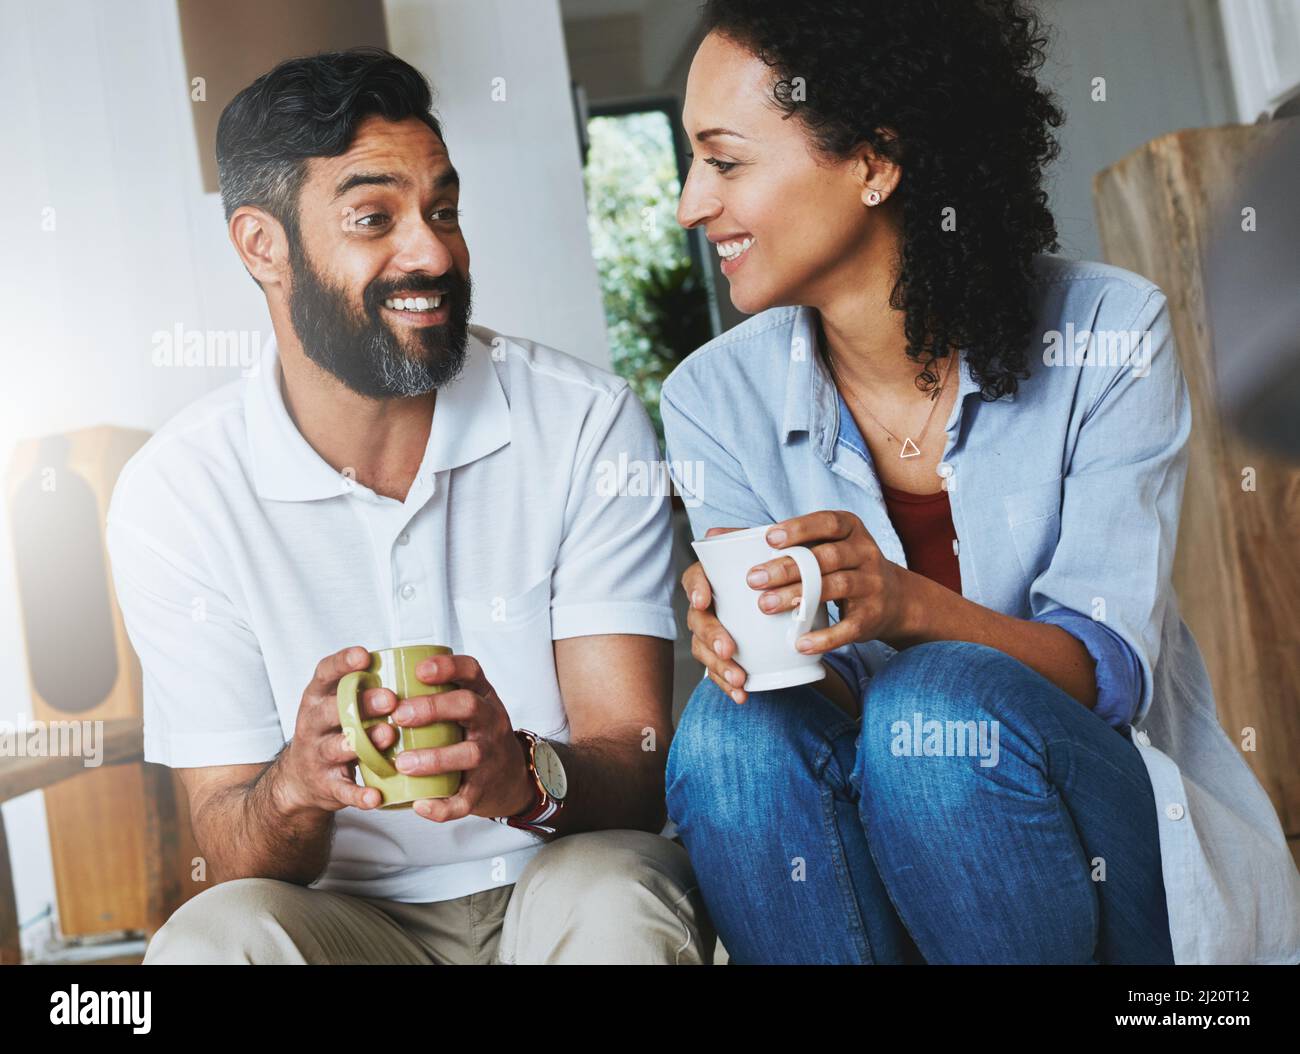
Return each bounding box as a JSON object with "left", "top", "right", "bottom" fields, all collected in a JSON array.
[{"left": 865, "top": 189, "right": 882, "bottom": 206}]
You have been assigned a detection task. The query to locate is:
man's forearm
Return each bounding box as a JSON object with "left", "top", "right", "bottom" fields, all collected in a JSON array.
[
  {"left": 197, "top": 752, "right": 335, "bottom": 885},
  {"left": 539, "top": 730, "right": 667, "bottom": 839}
]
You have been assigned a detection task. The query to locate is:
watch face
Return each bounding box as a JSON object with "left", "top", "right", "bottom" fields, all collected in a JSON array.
[{"left": 534, "top": 740, "right": 567, "bottom": 800}]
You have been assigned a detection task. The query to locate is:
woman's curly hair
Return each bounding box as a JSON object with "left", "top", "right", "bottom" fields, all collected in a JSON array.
[{"left": 702, "top": 0, "right": 1065, "bottom": 400}]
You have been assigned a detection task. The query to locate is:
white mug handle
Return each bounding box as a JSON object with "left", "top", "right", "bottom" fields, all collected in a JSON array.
[{"left": 779, "top": 545, "right": 823, "bottom": 649}]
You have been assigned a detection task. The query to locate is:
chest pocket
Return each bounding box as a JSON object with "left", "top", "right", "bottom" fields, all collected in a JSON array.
[
  {"left": 452, "top": 572, "right": 567, "bottom": 739},
  {"left": 1001, "top": 475, "right": 1063, "bottom": 582}
]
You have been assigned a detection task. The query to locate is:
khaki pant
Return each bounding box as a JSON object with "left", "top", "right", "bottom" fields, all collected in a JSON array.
[{"left": 142, "top": 829, "right": 713, "bottom": 965}]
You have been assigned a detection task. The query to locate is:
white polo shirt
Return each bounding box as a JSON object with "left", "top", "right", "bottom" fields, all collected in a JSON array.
[{"left": 105, "top": 324, "right": 677, "bottom": 903}]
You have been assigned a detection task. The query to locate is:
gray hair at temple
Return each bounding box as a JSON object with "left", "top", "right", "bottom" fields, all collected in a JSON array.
[{"left": 215, "top": 46, "right": 443, "bottom": 255}]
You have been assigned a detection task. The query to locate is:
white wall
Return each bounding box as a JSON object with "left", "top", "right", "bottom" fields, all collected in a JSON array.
[
  {"left": 384, "top": 0, "right": 608, "bottom": 364},
  {"left": 0, "top": 0, "right": 603, "bottom": 948},
  {"left": 1219, "top": 0, "right": 1300, "bottom": 121},
  {"left": 1037, "top": 0, "right": 1236, "bottom": 260}
]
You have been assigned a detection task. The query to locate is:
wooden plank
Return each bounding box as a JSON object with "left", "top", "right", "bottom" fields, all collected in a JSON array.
[
  {"left": 7, "top": 426, "right": 156, "bottom": 938},
  {"left": 1094, "top": 120, "right": 1300, "bottom": 839},
  {"left": 0, "top": 718, "right": 143, "bottom": 803},
  {"left": 0, "top": 812, "right": 20, "bottom": 964},
  {"left": 141, "top": 762, "right": 183, "bottom": 933},
  {"left": 43, "top": 766, "right": 148, "bottom": 937},
  {"left": 6, "top": 426, "right": 207, "bottom": 942}
]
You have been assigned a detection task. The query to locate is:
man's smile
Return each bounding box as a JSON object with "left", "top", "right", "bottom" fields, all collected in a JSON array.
[{"left": 381, "top": 293, "right": 449, "bottom": 326}]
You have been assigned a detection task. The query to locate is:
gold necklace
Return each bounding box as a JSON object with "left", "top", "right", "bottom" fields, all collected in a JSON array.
[{"left": 825, "top": 347, "right": 955, "bottom": 459}]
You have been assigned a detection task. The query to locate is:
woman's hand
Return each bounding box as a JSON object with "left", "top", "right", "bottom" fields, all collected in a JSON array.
[
  {"left": 748, "top": 510, "right": 915, "bottom": 654},
  {"left": 681, "top": 527, "right": 754, "bottom": 703}
]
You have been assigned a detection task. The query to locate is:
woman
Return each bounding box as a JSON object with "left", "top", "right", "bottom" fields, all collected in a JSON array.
[{"left": 661, "top": 0, "right": 1300, "bottom": 964}]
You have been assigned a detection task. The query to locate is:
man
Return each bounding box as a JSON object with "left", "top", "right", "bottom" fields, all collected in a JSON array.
[{"left": 106, "top": 46, "right": 711, "bottom": 964}]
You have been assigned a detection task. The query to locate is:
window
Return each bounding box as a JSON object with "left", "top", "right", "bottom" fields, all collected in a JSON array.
[{"left": 581, "top": 100, "right": 718, "bottom": 442}]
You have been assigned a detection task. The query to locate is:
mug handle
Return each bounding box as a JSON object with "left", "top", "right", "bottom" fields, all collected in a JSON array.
[
  {"left": 779, "top": 545, "right": 824, "bottom": 649},
  {"left": 337, "top": 670, "right": 398, "bottom": 778}
]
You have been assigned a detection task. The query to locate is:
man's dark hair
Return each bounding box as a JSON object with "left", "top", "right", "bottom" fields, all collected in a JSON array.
[{"left": 216, "top": 46, "right": 443, "bottom": 247}]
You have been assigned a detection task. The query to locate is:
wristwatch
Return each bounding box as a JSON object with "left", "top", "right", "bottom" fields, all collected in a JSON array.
[{"left": 493, "top": 728, "right": 567, "bottom": 835}]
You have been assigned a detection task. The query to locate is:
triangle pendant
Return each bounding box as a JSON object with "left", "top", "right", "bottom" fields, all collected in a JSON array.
[{"left": 899, "top": 437, "right": 920, "bottom": 459}]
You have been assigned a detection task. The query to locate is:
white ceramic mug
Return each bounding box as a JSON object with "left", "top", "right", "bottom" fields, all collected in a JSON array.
[{"left": 691, "top": 525, "right": 829, "bottom": 692}]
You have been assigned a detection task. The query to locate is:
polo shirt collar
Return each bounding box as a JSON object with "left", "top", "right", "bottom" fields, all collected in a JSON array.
[
  {"left": 781, "top": 305, "right": 989, "bottom": 461},
  {"left": 246, "top": 327, "right": 510, "bottom": 502},
  {"left": 424, "top": 325, "right": 512, "bottom": 474}
]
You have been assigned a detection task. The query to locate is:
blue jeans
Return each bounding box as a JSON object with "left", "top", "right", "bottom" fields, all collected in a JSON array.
[{"left": 665, "top": 640, "right": 1175, "bottom": 964}]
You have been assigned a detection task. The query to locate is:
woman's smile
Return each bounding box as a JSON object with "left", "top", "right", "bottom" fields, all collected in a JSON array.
[{"left": 713, "top": 234, "right": 755, "bottom": 275}]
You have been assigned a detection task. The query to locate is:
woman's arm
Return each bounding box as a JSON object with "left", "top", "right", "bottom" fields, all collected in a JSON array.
[
  {"left": 747, "top": 511, "right": 1100, "bottom": 708},
  {"left": 888, "top": 564, "right": 1099, "bottom": 706}
]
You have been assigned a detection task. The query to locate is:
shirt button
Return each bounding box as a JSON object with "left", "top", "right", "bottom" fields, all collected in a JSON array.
[
  {"left": 400, "top": 583, "right": 416, "bottom": 600},
  {"left": 1165, "top": 803, "right": 1185, "bottom": 821},
  {"left": 1135, "top": 730, "right": 1151, "bottom": 746},
  {"left": 397, "top": 531, "right": 410, "bottom": 546},
  {"left": 937, "top": 462, "right": 954, "bottom": 478}
]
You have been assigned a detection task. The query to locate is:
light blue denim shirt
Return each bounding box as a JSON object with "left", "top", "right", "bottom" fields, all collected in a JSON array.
[
  {"left": 832, "top": 385, "right": 1144, "bottom": 731},
  {"left": 661, "top": 254, "right": 1300, "bottom": 964}
]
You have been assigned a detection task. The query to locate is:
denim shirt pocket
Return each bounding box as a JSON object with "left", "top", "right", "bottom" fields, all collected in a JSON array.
[{"left": 1001, "top": 475, "right": 1063, "bottom": 582}]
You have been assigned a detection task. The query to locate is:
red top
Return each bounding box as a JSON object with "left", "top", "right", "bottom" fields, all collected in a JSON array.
[{"left": 880, "top": 483, "right": 962, "bottom": 595}]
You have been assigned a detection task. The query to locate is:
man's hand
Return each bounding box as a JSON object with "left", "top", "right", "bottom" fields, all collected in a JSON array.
[
  {"left": 382, "top": 652, "right": 537, "bottom": 823},
  {"left": 275, "top": 646, "right": 393, "bottom": 814},
  {"left": 681, "top": 526, "right": 753, "bottom": 703}
]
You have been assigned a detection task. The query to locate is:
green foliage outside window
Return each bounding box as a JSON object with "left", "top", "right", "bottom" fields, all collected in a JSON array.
[{"left": 583, "top": 111, "right": 713, "bottom": 443}]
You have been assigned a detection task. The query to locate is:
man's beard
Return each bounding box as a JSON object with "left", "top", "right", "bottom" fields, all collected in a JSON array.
[{"left": 285, "top": 233, "right": 473, "bottom": 399}]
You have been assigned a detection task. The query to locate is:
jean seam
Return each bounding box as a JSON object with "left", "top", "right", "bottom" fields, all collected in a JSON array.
[
  {"left": 854, "top": 745, "right": 941, "bottom": 964},
  {"left": 815, "top": 735, "right": 874, "bottom": 963},
  {"left": 1043, "top": 731, "right": 1170, "bottom": 964},
  {"left": 825, "top": 719, "right": 859, "bottom": 742},
  {"left": 1037, "top": 724, "right": 1159, "bottom": 853},
  {"left": 855, "top": 802, "right": 934, "bottom": 962}
]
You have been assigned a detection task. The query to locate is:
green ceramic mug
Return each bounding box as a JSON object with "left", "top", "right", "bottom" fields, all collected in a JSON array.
[{"left": 336, "top": 644, "right": 463, "bottom": 809}]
